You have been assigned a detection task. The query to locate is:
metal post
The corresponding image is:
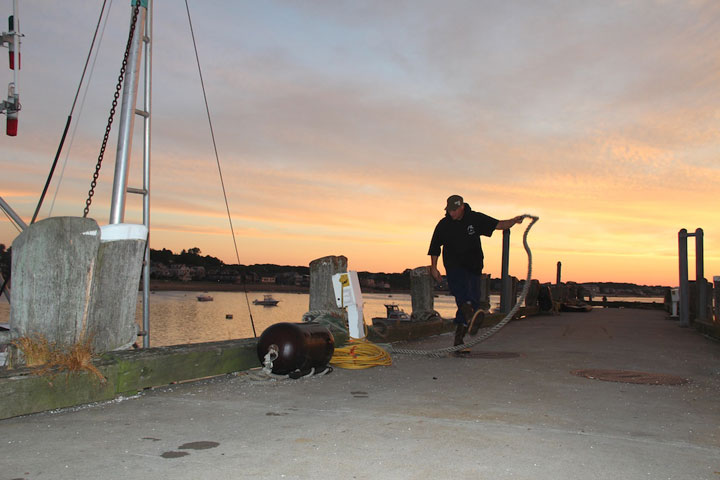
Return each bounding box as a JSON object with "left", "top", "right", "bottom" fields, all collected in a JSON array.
[
  {"left": 500, "top": 229, "right": 511, "bottom": 313},
  {"left": 556, "top": 261, "right": 562, "bottom": 285},
  {"left": 140, "top": 0, "right": 152, "bottom": 348},
  {"left": 109, "top": 4, "right": 146, "bottom": 225},
  {"left": 11, "top": 0, "right": 19, "bottom": 92},
  {"left": 678, "top": 229, "right": 689, "bottom": 327},
  {"left": 713, "top": 276, "right": 719, "bottom": 324},
  {"left": 695, "top": 228, "right": 706, "bottom": 322},
  {"left": 554, "top": 261, "right": 562, "bottom": 302}
]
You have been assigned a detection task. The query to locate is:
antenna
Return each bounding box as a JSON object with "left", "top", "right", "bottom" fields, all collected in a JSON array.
[{"left": 0, "top": 0, "right": 22, "bottom": 136}]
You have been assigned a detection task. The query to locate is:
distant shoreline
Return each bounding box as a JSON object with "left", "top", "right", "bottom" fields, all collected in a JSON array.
[
  {"left": 149, "top": 280, "right": 309, "bottom": 293},
  {"left": 147, "top": 280, "right": 662, "bottom": 301},
  {"left": 149, "top": 280, "right": 412, "bottom": 295}
]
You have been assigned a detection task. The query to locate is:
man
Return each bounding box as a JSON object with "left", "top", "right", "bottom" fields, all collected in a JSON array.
[{"left": 428, "top": 194, "right": 525, "bottom": 347}]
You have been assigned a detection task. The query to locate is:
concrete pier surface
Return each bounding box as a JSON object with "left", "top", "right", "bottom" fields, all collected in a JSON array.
[{"left": 3, "top": 308, "right": 719, "bottom": 479}]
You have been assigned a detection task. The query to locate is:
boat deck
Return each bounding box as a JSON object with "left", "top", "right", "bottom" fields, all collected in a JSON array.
[{"left": 3, "top": 308, "right": 719, "bottom": 479}]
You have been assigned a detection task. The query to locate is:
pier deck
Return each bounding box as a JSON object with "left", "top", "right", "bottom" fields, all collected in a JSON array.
[{"left": 2, "top": 308, "right": 719, "bottom": 479}]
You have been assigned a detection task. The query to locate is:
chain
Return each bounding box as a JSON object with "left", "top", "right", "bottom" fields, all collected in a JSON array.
[{"left": 83, "top": 3, "right": 141, "bottom": 218}]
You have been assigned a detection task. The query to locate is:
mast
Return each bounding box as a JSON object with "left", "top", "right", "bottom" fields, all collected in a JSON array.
[
  {"left": 108, "top": 0, "right": 153, "bottom": 347},
  {"left": 109, "top": 0, "right": 147, "bottom": 224}
]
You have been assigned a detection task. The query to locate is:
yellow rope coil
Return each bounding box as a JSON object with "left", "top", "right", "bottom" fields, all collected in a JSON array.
[{"left": 330, "top": 338, "right": 392, "bottom": 369}]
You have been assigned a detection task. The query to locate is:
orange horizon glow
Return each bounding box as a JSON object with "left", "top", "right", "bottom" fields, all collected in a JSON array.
[{"left": 2, "top": 2, "right": 719, "bottom": 288}]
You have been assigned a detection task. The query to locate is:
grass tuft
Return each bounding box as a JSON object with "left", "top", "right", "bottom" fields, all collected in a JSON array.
[{"left": 10, "top": 333, "right": 106, "bottom": 383}]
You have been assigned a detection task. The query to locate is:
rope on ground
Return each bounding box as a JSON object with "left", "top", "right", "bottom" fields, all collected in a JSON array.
[
  {"left": 330, "top": 338, "right": 393, "bottom": 369},
  {"left": 388, "top": 214, "right": 539, "bottom": 358}
]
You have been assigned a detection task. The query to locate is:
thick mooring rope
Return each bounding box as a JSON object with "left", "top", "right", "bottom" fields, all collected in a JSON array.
[{"left": 388, "top": 215, "right": 539, "bottom": 357}]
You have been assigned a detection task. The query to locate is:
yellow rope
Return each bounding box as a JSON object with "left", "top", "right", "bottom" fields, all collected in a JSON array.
[{"left": 330, "top": 338, "right": 392, "bottom": 369}]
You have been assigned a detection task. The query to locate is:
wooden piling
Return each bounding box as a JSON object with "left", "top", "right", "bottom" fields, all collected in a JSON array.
[
  {"left": 409, "top": 266, "right": 434, "bottom": 319},
  {"left": 308, "top": 255, "right": 347, "bottom": 315}
]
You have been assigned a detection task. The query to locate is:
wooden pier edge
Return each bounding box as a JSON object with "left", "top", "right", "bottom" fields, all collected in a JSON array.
[
  {"left": 0, "top": 338, "right": 267, "bottom": 420},
  {"left": 0, "top": 304, "right": 617, "bottom": 420},
  {"left": 0, "top": 309, "right": 548, "bottom": 420}
]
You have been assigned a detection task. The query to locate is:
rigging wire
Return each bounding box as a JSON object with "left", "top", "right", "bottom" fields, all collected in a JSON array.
[
  {"left": 184, "top": 0, "right": 257, "bottom": 338},
  {"left": 1, "top": 209, "right": 22, "bottom": 234},
  {"left": 49, "top": 0, "right": 114, "bottom": 216},
  {"left": 31, "top": 0, "right": 111, "bottom": 224}
]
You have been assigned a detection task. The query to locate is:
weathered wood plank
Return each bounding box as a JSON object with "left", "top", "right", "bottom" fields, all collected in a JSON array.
[{"left": 0, "top": 338, "right": 262, "bottom": 420}]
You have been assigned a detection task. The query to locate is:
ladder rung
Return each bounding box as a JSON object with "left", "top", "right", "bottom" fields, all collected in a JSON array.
[
  {"left": 127, "top": 187, "right": 147, "bottom": 195},
  {"left": 134, "top": 108, "right": 149, "bottom": 118}
]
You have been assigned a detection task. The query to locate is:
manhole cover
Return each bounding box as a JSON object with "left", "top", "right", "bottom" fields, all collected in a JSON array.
[
  {"left": 571, "top": 369, "right": 689, "bottom": 385},
  {"left": 454, "top": 351, "right": 521, "bottom": 359}
]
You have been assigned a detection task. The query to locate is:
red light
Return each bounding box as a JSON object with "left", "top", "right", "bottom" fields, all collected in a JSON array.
[
  {"left": 7, "top": 117, "right": 17, "bottom": 136},
  {"left": 9, "top": 52, "right": 20, "bottom": 70}
]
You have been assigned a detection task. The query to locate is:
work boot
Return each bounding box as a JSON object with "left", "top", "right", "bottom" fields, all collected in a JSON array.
[
  {"left": 453, "top": 323, "right": 468, "bottom": 346},
  {"left": 460, "top": 303, "right": 474, "bottom": 324},
  {"left": 469, "top": 310, "right": 485, "bottom": 336}
]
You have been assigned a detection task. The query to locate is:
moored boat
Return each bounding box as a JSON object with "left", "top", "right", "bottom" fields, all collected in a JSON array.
[
  {"left": 253, "top": 294, "right": 279, "bottom": 306},
  {"left": 371, "top": 304, "right": 410, "bottom": 325}
]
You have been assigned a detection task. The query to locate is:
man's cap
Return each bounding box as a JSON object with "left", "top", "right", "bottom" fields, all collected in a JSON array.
[{"left": 445, "top": 195, "right": 463, "bottom": 212}]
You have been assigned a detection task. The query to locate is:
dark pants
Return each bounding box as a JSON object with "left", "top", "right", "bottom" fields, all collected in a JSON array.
[{"left": 446, "top": 267, "right": 481, "bottom": 325}]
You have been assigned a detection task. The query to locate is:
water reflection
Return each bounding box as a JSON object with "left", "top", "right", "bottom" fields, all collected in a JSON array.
[
  {"left": 138, "top": 291, "right": 463, "bottom": 347},
  {"left": 2, "top": 292, "right": 662, "bottom": 348}
]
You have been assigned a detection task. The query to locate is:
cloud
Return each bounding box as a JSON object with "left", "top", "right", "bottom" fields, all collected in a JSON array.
[{"left": 2, "top": 1, "right": 719, "bottom": 285}]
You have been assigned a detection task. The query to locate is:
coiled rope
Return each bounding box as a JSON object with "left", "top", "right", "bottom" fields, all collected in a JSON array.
[
  {"left": 330, "top": 338, "right": 393, "bottom": 369},
  {"left": 297, "top": 215, "right": 538, "bottom": 365},
  {"left": 388, "top": 214, "right": 539, "bottom": 357}
]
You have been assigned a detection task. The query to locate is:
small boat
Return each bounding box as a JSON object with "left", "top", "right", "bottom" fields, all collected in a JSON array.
[
  {"left": 197, "top": 294, "right": 214, "bottom": 302},
  {"left": 253, "top": 294, "right": 280, "bottom": 306},
  {"left": 372, "top": 304, "right": 411, "bottom": 325},
  {"left": 560, "top": 301, "right": 592, "bottom": 312}
]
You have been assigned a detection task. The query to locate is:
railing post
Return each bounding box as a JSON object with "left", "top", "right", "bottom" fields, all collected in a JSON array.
[
  {"left": 695, "top": 228, "right": 706, "bottom": 322},
  {"left": 500, "top": 229, "right": 511, "bottom": 313},
  {"left": 714, "top": 276, "right": 720, "bottom": 324},
  {"left": 554, "top": 261, "right": 562, "bottom": 303},
  {"left": 678, "top": 229, "right": 690, "bottom": 327}
]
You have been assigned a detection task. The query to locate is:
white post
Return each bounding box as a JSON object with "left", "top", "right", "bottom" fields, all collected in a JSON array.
[{"left": 332, "top": 271, "right": 365, "bottom": 339}]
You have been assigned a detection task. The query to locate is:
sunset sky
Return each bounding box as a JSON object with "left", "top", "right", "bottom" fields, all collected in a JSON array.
[{"left": 1, "top": 1, "right": 718, "bottom": 287}]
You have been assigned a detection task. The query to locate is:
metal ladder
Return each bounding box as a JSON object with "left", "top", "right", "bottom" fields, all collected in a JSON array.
[{"left": 110, "top": 0, "right": 153, "bottom": 348}]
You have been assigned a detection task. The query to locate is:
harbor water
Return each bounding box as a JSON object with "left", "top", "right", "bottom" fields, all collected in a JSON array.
[
  {"left": 0, "top": 292, "right": 664, "bottom": 348},
  {"left": 134, "top": 291, "right": 462, "bottom": 347}
]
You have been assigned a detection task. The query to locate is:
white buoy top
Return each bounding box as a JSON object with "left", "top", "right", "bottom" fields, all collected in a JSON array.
[{"left": 99, "top": 223, "right": 148, "bottom": 242}]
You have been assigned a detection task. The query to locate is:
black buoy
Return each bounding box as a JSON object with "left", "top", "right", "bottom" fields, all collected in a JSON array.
[{"left": 257, "top": 322, "right": 335, "bottom": 375}]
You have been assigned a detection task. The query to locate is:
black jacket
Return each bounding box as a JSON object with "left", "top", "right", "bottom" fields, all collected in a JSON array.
[{"left": 428, "top": 203, "right": 498, "bottom": 274}]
